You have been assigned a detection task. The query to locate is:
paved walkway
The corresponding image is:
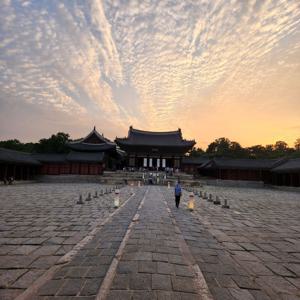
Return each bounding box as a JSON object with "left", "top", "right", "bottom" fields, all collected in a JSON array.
[
  {"left": 30, "top": 186, "right": 208, "bottom": 299},
  {"left": 2, "top": 185, "right": 299, "bottom": 299}
]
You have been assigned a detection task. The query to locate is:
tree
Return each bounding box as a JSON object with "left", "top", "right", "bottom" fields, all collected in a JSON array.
[
  {"left": 0, "top": 139, "right": 23, "bottom": 151},
  {"left": 189, "top": 147, "right": 205, "bottom": 157},
  {"left": 206, "top": 137, "right": 231, "bottom": 156},
  {"left": 0, "top": 139, "right": 36, "bottom": 152},
  {"left": 247, "top": 145, "right": 266, "bottom": 158},
  {"left": 274, "top": 141, "right": 288, "bottom": 152},
  {"left": 35, "top": 132, "right": 70, "bottom": 153},
  {"left": 295, "top": 138, "right": 300, "bottom": 151},
  {"left": 228, "top": 141, "right": 246, "bottom": 157}
]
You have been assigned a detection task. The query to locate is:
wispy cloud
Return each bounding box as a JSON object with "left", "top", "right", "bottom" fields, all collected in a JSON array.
[{"left": 0, "top": 0, "right": 299, "bottom": 146}]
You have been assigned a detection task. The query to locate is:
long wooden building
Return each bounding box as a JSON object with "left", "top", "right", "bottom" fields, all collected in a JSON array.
[
  {"left": 115, "top": 126, "right": 195, "bottom": 170},
  {"left": 182, "top": 157, "right": 300, "bottom": 187},
  {"left": 0, "top": 148, "right": 40, "bottom": 181},
  {"left": 271, "top": 159, "right": 300, "bottom": 187}
]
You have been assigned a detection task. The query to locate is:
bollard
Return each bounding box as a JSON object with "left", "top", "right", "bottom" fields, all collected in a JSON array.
[
  {"left": 222, "top": 199, "right": 230, "bottom": 209},
  {"left": 114, "top": 189, "right": 120, "bottom": 208},
  {"left": 203, "top": 192, "right": 208, "bottom": 200},
  {"left": 213, "top": 195, "right": 221, "bottom": 205},
  {"left": 187, "top": 192, "right": 195, "bottom": 211},
  {"left": 86, "top": 192, "right": 92, "bottom": 201},
  {"left": 130, "top": 183, "right": 134, "bottom": 194},
  {"left": 208, "top": 193, "right": 213, "bottom": 202},
  {"left": 167, "top": 181, "right": 170, "bottom": 189},
  {"left": 77, "top": 194, "right": 84, "bottom": 204},
  {"left": 94, "top": 191, "right": 98, "bottom": 198},
  {"left": 100, "top": 189, "right": 104, "bottom": 196},
  {"left": 138, "top": 181, "right": 141, "bottom": 187}
]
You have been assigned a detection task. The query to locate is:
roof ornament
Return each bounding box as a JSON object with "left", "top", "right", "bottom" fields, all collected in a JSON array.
[{"left": 93, "top": 126, "right": 96, "bottom": 131}]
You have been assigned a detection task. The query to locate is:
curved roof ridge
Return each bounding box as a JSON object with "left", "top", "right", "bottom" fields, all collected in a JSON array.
[
  {"left": 68, "top": 127, "right": 112, "bottom": 145},
  {"left": 130, "top": 127, "right": 180, "bottom": 135}
]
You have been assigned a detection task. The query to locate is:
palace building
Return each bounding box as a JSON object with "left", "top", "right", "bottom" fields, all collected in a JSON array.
[
  {"left": 33, "top": 127, "right": 120, "bottom": 175},
  {"left": 1, "top": 126, "right": 300, "bottom": 187},
  {"left": 115, "top": 126, "right": 195, "bottom": 169}
]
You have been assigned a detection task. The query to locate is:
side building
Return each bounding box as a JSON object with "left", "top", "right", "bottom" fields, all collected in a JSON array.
[
  {"left": 115, "top": 126, "right": 195, "bottom": 170},
  {"left": 0, "top": 147, "right": 40, "bottom": 181},
  {"left": 33, "top": 127, "right": 119, "bottom": 175}
]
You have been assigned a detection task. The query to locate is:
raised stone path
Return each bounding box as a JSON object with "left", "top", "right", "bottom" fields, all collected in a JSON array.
[{"left": 0, "top": 184, "right": 299, "bottom": 299}]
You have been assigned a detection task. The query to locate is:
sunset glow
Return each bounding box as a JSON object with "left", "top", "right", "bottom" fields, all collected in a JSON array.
[{"left": 0, "top": 0, "right": 299, "bottom": 148}]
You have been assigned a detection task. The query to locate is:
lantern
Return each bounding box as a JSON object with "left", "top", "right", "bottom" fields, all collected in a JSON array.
[
  {"left": 114, "top": 189, "right": 120, "bottom": 208},
  {"left": 187, "top": 192, "right": 195, "bottom": 211}
]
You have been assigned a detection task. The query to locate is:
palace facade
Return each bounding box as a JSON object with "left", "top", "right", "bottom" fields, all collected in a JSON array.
[
  {"left": 115, "top": 126, "right": 195, "bottom": 169},
  {"left": 0, "top": 126, "right": 299, "bottom": 187}
]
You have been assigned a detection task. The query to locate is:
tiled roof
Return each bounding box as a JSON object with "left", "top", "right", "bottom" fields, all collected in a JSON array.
[
  {"left": 66, "top": 151, "right": 104, "bottom": 163},
  {"left": 181, "top": 156, "right": 210, "bottom": 165},
  {"left": 116, "top": 127, "right": 195, "bottom": 147},
  {"left": 32, "top": 153, "right": 67, "bottom": 163},
  {"left": 33, "top": 152, "right": 105, "bottom": 163},
  {"left": 199, "top": 158, "right": 282, "bottom": 170},
  {"left": 68, "top": 143, "right": 115, "bottom": 152},
  {"left": 272, "top": 158, "right": 300, "bottom": 173},
  {"left": 0, "top": 148, "right": 40, "bottom": 165},
  {"left": 67, "top": 127, "right": 115, "bottom": 152}
]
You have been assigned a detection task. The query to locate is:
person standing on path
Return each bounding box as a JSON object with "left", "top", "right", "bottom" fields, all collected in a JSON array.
[{"left": 174, "top": 181, "right": 182, "bottom": 208}]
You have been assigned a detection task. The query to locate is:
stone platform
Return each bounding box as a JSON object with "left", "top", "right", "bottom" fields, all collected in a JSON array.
[{"left": 0, "top": 184, "right": 299, "bottom": 299}]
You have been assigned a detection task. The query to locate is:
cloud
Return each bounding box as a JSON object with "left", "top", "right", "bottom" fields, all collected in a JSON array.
[{"left": 0, "top": 0, "right": 299, "bottom": 146}]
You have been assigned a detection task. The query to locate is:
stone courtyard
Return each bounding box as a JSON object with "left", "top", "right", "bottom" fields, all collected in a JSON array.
[{"left": 0, "top": 183, "right": 299, "bottom": 299}]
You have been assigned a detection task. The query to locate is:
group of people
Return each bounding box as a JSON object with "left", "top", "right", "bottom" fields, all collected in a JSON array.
[{"left": 2, "top": 177, "right": 14, "bottom": 185}]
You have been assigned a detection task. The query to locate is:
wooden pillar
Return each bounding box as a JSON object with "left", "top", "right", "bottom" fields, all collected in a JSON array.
[
  {"left": 13, "top": 165, "right": 16, "bottom": 179},
  {"left": 4, "top": 164, "right": 8, "bottom": 180},
  {"left": 26, "top": 166, "right": 30, "bottom": 180},
  {"left": 129, "top": 155, "right": 135, "bottom": 167},
  {"left": 20, "top": 166, "right": 23, "bottom": 180}
]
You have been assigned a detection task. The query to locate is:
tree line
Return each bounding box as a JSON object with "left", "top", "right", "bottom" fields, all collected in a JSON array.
[
  {"left": 0, "top": 133, "right": 300, "bottom": 159},
  {"left": 0, "top": 132, "right": 70, "bottom": 153},
  {"left": 190, "top": 137, "right": 300, "bottom": 159}
]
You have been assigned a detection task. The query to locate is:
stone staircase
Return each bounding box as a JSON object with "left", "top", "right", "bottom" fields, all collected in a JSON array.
[
  {"left": 37, "top": 171, "right": 204, "bottom": 186},
  {"left": 100, "top": 171, "right": 203, "bottom": 186}
]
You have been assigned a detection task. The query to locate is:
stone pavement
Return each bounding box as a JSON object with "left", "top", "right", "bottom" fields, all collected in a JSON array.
[
  {"left": 0, "top": 184, "right": 299, "bottom": 299},
  {"left": 30, "top": 186, "right": 208, "bottom": 299},
  {"left": 165, "top": 186, "right": 300, "bottom": 300},
  {"left": 0, "top": 183, "right": 132, "bottom": 299},
  {"left": 106, "top": 186, "right": 207, "bottom": 300}
]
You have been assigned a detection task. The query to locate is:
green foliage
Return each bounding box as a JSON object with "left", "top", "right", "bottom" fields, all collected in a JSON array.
[
  {"left": 0, "top": 133, "right": 299, "bottom": 159},
  {"left": 206, "top": 137, "right": 247, "bottom": 158},
  {"left": 0, "top": 132, "right": 70, "bottom": 153},
  {"left": 295, "top": 138, "right": 300, "bottom": 151},
  {"left": 0, "top": 139, "right": 36, "bottom": 153},
  {"left": 35, "top": 132, "right": 70, "bottom": 153},
  {"left": 205, "top": 137, "right": 300, "bottom": 159},
  {"left": 189, "top": 147, "right": 205, "bottom": 157}
]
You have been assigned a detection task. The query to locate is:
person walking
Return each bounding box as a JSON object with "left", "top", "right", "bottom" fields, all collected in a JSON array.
[{"left": 174, "top": 181, "right": 182, "bottom": 208}]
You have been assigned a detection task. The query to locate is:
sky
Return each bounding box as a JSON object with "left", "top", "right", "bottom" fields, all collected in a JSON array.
[{"left": 0, "top": 0, "right": 299, "bottom": 149}]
